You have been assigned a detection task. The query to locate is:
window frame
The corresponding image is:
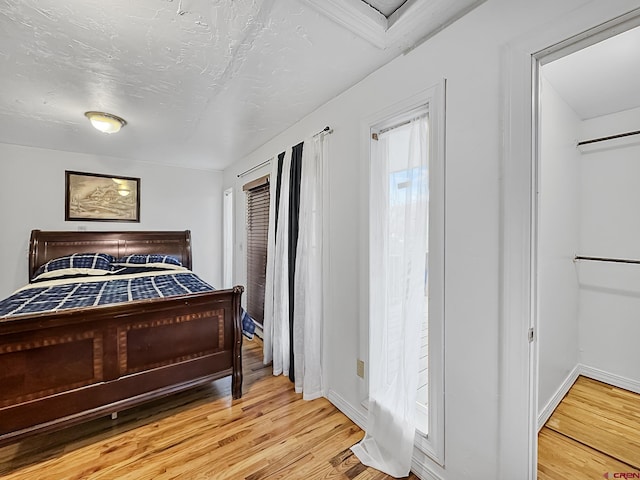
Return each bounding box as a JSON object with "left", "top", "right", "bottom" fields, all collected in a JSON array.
[
  {"left": 244, "top": 175, "right": 270, "bottom": 326},
  {"left": 359, "top": 81, "right": 445, "bottom": 465}
]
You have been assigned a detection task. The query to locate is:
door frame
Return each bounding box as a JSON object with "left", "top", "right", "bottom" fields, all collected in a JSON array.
[
  {"left": 499, "top": 4, "right": 640, "bottom": 479},
  {"left": 223, "top": 187, "right": 234, "bottom": 289}
]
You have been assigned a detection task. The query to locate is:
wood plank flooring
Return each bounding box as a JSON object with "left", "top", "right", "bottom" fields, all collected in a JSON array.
[
  {"left": 0, "top": 338, "right": 418, "bottom": 480},
  {"left": 538, "top": 376, "right": 640, "bottom": 479}
]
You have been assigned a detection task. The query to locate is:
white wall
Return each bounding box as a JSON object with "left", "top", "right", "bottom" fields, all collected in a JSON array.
[
  {"left": 0, "top": 142, "right": 223, "bottom": 297},
  {"left": 537, "top": 76, "right": 581, "bottom": 418},
  {"left": 578, "top": 106, "right": 640, "bottom": 385},
  {"left": 222, "top": 1, "right": 640, "bottom": 478}
]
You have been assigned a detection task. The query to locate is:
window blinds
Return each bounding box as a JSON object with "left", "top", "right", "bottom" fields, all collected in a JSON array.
[{"left": 245, "top": 179, "right": 270, "bottom": 326}]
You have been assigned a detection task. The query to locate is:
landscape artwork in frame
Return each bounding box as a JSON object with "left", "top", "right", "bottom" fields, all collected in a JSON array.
[{"left": 65, "top": 171, "right": 140, "bottom": 222}]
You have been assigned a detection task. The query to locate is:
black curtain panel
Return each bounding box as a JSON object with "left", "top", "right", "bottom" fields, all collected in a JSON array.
[
  {"left": 274, "top": 151, "right": 285, "bottom": 235},
  {"left": 287, "top": 141, "right": 304, "bottom": 382}
]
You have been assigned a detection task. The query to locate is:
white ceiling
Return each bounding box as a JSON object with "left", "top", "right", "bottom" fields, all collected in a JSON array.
[
  {"left": 542, "top": 25, "right": 640, "bottom": 120},
  {"left": 0, "top": 0, "right": 481, "bottom": 170}
]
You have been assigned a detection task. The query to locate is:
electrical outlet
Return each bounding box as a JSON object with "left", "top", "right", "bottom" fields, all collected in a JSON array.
[{"left": 357, "top": 359, "right": 365, "bottom": 378}]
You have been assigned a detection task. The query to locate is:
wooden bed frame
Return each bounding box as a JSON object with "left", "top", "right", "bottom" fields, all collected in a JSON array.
[{"left": 0, "top": 230, "right": 243, "bottom": 446}]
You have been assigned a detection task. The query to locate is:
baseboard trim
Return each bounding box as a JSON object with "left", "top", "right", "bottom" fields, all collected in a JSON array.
[
  {"left": 411, "top": 454, "right": 445, "bottom": 480},
  {"left": 580, "top": 364, "right": 640, "bottom": 395},
  {"left": 327, "top": 389, "right": 368, "bottom": 431},
  {"left": 537, "top": 365, "right": 580, "bottom": 431},
  {"left": 538, "top": 364, "right": 640, "bottom": 431},
  {"left": 252, "top": 321, "right": 264, "bottom": 340},
  {"left": 327, "top": 390, "right": 447, "bottom": 480}
]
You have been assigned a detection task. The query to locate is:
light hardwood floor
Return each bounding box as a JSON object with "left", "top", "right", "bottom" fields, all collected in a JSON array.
[
  {"left": 538, "top": 376, "right": 640, "bottom": 479},
  {"left": 0, "top": 338, "right": 419, "bottom": 480}
]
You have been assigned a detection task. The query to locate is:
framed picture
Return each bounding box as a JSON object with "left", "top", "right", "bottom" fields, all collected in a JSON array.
[{"left": 65, "top": 171, "right": 140, "bottom": 222}]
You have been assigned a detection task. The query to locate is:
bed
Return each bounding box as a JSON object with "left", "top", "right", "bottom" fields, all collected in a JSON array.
[{"left": 0, "top": 230, "right": 244, "bottom": 446}]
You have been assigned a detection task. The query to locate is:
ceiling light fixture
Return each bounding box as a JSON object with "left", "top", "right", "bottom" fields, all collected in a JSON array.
[{"left": 84, "top": 111, "right": 127, "bottom": 134}]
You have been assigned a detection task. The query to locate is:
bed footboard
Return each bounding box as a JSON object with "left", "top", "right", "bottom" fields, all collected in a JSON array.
[{"left": 0, "top": 287, "right": 243, "bottom": 446}]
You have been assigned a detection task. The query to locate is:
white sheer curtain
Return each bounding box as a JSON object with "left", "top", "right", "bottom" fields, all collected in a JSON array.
[
  {"left": 352, "top": 115, "right": 428, "bottom": 477},
  {"left": 263, "top": 136, "right": 325, "bottom": 398},
  {"left": 262, "top": 155, "right": 277, "bottom": 366},
  {"left": 293, "top": 135, "right": 325, "bottom": 399},
  {"left": 272, "top": 149, "right": 292, "bottom": 377},
  {"left": 263, "top": 149, "right": 292, "bottom": 374}
]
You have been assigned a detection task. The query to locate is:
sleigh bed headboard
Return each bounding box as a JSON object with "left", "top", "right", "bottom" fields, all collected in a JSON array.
[{"left": 28, "top": 230, "right": 193, "bottom": 280}]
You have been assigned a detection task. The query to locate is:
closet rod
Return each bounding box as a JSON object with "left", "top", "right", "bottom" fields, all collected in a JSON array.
[
  {"left": 577, "top": 129, "right": 640, "bottom": 146},
  {"left": 574, "top": 255, "right": 640, "bottom": 265}
]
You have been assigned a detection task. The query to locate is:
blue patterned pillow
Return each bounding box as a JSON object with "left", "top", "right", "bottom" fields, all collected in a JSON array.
[
  {"left": 113, "top": 254, "right": 182, "bottom": 267},
  {"left": 32, "top": 253, "right": 115, "bottom": 282}
]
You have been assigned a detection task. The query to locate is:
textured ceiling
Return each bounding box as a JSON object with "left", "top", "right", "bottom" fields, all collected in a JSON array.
[
  {"left": 542, "top": 25, "right": 640, "bottom": 120},
  {"left": 0, "top": 0, "right": 480, "bottom": 170}
]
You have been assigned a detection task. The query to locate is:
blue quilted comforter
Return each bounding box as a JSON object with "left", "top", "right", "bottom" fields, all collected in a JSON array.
[{"left": 0, "top": 270, "right": 255, "bottom": 339}]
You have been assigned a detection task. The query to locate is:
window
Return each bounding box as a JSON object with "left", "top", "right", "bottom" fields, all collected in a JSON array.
[
  {"left": 381, "top": 119, "right": 430, "bottom": 434},
  {"left": 244, "top": 175, "right": 270, "bottom": 326},
  {"left": 366, "top": 84, "right": 445, "bottom": 464}
]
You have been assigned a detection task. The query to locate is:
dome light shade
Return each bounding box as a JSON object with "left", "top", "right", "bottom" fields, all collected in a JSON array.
[{"left": 84, "top": 111, "right": 127, "bottom": 134}]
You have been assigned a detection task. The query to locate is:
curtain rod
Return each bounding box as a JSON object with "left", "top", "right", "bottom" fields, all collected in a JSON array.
[
  {"left": 372, "top": 113, "right": 428, "bottom": 140},
  {"left": 575, "top": 255, "right": 640, "bottom": 265},
  {"left": 577, "top": 129, "right": 640, "bottom": 146},
  {"left": 237, "top": 159, "right": 271, "bottom": 178},
  {"left": 314, "top": 126, "right": 334, "bottom": 137},
  {"left": 237, "top": 126, "right": 333, "bottom": 178}
]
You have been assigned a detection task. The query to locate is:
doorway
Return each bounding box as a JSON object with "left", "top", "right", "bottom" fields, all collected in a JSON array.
[{"left": 535, "top": 18, "right": 640, "bottom": 476}]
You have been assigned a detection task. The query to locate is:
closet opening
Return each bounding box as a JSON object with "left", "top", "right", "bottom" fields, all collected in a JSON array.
[{"left": 535, "top": 18, "right": 640, "bottom": 476}]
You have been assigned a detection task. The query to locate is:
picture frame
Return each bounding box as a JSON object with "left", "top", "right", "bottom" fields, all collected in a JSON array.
[{"left": 65, "top": 170, "right": 140, "bottom": 222}]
